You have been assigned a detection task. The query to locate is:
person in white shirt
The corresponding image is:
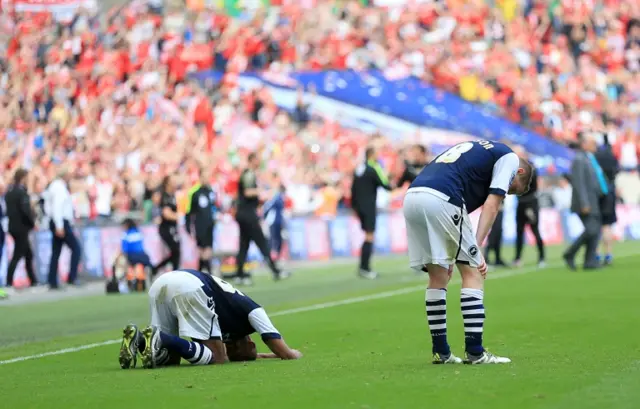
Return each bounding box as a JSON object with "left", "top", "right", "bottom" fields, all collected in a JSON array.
[{"left": 46, "top": 167, "right": 81, "bottom": 290}]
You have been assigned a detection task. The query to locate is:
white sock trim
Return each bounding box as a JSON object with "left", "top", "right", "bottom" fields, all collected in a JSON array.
[
  {"left": 461, "top": 288, "right": 484, "bottom": 300},
  {"left": 426, "top": 288, "right": 447, "bottom": 301}
]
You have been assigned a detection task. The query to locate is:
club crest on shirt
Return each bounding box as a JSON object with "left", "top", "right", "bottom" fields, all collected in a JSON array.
[{"left": 199, "top": 195, "right": 209, "bottom": 208}]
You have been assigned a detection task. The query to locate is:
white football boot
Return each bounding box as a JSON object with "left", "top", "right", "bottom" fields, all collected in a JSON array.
[{"left": 464, "top": 350, "right": 511, "bottom": 364}]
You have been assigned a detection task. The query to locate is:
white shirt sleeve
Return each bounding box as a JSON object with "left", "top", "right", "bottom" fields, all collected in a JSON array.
[
  {"left": 50, "top": 180, "right": 66, "bottom": 230},
  {"left": 248, "top": 308, "right": 282, "bottom": 341},
  {"left": 489, "top": 152, "right": 520, "bottom": 196},
  {"left": 209, "top": 315, "right": 222, "bottom": 340}
]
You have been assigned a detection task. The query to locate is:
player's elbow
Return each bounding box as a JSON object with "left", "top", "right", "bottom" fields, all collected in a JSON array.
[{"left": 483, "top": 194, "right": 503, "bottom": 213}]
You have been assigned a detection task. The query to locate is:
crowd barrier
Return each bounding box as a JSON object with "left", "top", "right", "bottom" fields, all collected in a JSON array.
[{"left": 2, "top": 204, "right": 640, "bottom": 288}]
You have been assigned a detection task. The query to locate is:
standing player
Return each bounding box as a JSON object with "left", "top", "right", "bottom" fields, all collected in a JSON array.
[
  {"left": 186, "top": 169, "right": 218, "bottom": 275},
  {"left": 512, "top": 147, "right": 545, "bottom": 268},
  {"left": 403, "top": 140, "right": 532, "bottom": 364},
  {"left": 351, "top": 146, "right": 393, "bottom": 279},
  {"left": 234, "top": 153, "right": 289, "bottom": 285},
  {"left": 263, "top": 178, "right": 286, "bottom": 263},
  {"left": 153, "top": 176, "right": 181, "bottom": 274},
  {"left": 594, "top": 133, "right": 618, "bottom": 266},
  {"left": 397, "top": 144, "right": 429, "bottom": 188},
  {"left": 119, "top": 269, "right": 302, "bottom": 369}
]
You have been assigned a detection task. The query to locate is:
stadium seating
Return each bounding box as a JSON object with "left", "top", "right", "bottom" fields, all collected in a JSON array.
[{"left": 0, "top": 0, "right": 638, "bottom": 222}]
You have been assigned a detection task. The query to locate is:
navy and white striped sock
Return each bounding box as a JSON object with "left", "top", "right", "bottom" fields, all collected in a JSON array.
[
  {"left": 184, "top": 342, "right": 213, "bottom": 366},
  {"left": 159, "top": 332, "right": 213, "bottom": 365},
  {"left": 461, "top": 288, "right": 485, "bottom": 356},
  {"left": 426, "top": 288, "right": 450, "bottom": 356}
]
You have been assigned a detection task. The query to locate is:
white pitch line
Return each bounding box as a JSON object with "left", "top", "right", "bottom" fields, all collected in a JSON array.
[
  {"left": 1, "top": 251, "right": 637, "bottom": 366},
  {"left": 0, "top": 340, "right": 121, "bottom": 365}
]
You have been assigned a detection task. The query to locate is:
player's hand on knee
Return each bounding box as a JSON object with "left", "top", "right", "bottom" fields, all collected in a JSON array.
[{"left": 477, "top": 257, "right": 488, "bottom": 278}]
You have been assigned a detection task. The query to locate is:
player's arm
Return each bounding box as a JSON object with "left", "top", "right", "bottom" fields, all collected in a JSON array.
[
  {"left": 248, "top": 308, "right": 302, "bottom": 360},
  {"left": 200, "top": 316, "right": 229, "bottom": 364},
  {"left": 185, "top": 191, "right": 197, "bottom": 235},
  {"left": 476, "top": 194, "right": 505, "bottom": 250},
  {"left": 476, "top": 153, "right": 519, "bottom": 247},
  {"left": 161, "top": 196, "right": 178, "bottom": 221},
  {"left": 371, "top": 164, "right": 393, "bottom": 190},
  {"left": 397, "top": 168, "right": 412, "bottom": 189},
  {"left": 200, "top": 339, "right": 228, "bottom": 364}
]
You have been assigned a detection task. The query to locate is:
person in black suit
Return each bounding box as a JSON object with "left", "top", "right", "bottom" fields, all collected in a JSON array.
[
  {"left": 483, "top": 202, "right": 506, "bottom": 266},
  {"left": 5, "top": 168, "right": 38, "bottom": 288},
  {"left": 153, "top": 175, "right": 181, "bottom": 274}
]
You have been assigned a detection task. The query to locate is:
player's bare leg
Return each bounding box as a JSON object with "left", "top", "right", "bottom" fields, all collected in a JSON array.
[
  {"left": 458, "top": 263, "right": 510, "bottom": 364},
  {"left": 425, "top": 263, "right": 462, "bottom": 364},
  {"left": 599, "top": 225, "right": 614, "bottom": 265}
]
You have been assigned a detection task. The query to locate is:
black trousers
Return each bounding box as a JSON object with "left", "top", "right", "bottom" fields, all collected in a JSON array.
[
  {"left": 235, "top": 211, "right": 280, "bottom": 278},
  {"left": 7, "top": 230, "right": 38, "bottom": 287},
  {"left": 484, "top": 210, "right": 504, "bottom": 264},
  {"left": 156, "top": 225, "right": 181, "bottom": 272},
  {"left": 565, "top": 214, "right": 602, "bottom": 267},
  {"left": 515, "top": 204, "right": 545, "bottom": 262},
  {"left": 49, "top": 221, "right": 81, "bottom": 287}
]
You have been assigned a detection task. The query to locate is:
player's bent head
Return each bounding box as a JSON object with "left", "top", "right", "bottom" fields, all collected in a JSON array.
[
  {"left": 509, "top": 158, "right": 534, "bottom": 196},
  {"left": 225, "top": 336, "right": 257, "bottom": 362}
]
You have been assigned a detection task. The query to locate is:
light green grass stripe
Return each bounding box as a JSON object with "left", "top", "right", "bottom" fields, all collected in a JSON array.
[{"left": 1, "top": 248, "right": 638, "bottom": 366}]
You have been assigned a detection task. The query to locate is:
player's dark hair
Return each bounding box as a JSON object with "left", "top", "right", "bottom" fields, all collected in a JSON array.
[
  {"left": 122, "top": 218, "right": 137, "bottom": 230},
  {"left": 414, "top": 144, "right": 427, "bottom": 155},
  {"left": 365, "top": 147, "right": 375, "bottom": 160},
  {"left": 13, "top": 168, "right": 28, "bottom": 185},
  {"left": 248, "top": 152, "right": 257, "bottom": 162},
  {"left": 160, "top": 175, "right": 171, "bottom": 192}
]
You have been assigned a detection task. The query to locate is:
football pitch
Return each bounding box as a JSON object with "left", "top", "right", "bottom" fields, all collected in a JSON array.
[{"left": 1, "top": 242, "right": 640, "bottom": 409}]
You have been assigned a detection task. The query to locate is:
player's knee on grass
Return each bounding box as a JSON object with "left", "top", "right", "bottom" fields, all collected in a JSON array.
[
  {"left": 425, "top": 264, "right": 450, "bottom": 288},
  {"left": 457, "top": 263, "right": 484, "bottom": 289}
]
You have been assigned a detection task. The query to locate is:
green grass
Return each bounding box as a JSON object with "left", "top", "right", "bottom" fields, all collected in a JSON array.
[{"left": 1, "top": 243, "right": 639, "bottom": 409}]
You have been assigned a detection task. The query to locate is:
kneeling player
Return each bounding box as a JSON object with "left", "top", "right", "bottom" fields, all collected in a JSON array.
[
  {"left": 119, "top": 269, "right": 302, "bottom": 369},
  {"left": 403, "top": 140, "right": 532, "bottom": 364}
]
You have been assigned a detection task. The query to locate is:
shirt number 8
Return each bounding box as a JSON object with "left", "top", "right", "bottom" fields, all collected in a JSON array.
[{"left": 435, "top": 142, "right": 474, "bottom": 164}]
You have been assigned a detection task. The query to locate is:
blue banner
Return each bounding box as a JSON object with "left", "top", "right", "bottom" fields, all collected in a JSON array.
[
  {"left": 81, "top": 227, "right": 103, "bottom": 278},
  {"left": 287, "top": 218, "right": 308, "bottom": 261},
  {"left": 328, "top": 216, "right": 351, "bottom": 257},
  {"left": 374, "top": 213, "right": 391, "bottom": 254}
]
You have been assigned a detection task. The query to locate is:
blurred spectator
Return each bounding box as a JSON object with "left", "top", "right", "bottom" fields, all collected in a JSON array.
[
  {"left": 5, "top": 168, "right": 37, "bottom": 290},
  {"left": 0, "top": 0, "right": 638, "bottom": 226},
  {"left": 564, "top": 135, "right": 606, "bottom": 270},
  {"left": 45, "top": 167, "right": 81, "bottom": 289}
]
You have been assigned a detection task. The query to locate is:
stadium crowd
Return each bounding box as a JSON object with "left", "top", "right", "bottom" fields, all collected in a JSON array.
[{"left": 0, "top": 0, "right": 639, "bottom": 223}]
